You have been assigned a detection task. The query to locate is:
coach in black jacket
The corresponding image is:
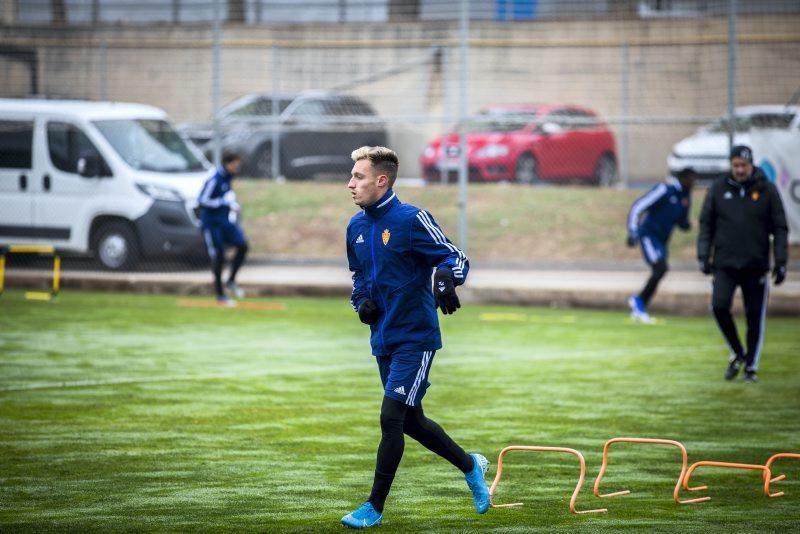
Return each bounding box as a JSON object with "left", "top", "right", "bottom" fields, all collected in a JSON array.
[{"left": 697, "top": 145, "right": 789, "bottom": 382}]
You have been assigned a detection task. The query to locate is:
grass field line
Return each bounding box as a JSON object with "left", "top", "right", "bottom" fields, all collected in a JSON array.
[{"left": 4, "top": 342, "right": 798, "bottom": 394}]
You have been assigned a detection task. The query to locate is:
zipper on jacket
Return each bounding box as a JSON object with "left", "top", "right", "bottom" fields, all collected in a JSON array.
[{"left": 370, "top": 222, "right": 387, "bottom": 353}]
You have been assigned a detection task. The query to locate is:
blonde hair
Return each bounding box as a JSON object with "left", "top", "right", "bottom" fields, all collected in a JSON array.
[{"left": 351, "top": 146, "right": 399, "bottom": 186}]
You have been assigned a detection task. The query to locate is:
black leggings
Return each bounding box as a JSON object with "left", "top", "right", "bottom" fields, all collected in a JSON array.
[
  {"left": 211, "top": 242, "right": 248, "bottom": 297},
  {"left": 638, "top": 259, "right": 668, "bottom": 307},
  {"left": 368, "top": 396, "right": 473, "bottom": 512}
]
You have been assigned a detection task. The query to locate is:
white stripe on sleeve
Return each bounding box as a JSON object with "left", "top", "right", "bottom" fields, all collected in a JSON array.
[
  {"left": 199, "top": 177, "right": 226, "bottom": 209},
  {"left": 628, "top": 184, "right": 667, "bottom": 234},
  {"left": 416, "top": 211, "right": 467, "bottom": 279}
]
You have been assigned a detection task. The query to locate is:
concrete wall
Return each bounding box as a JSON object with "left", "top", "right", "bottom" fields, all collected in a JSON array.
[{"left": 1, "top": 15, "right": 798, "bottom": 179}]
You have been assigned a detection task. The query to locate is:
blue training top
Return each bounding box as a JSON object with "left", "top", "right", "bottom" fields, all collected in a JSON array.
[
  {"left": 627, "top": 176, "right": 691, "bottom": 243},
  {"left": 347, "top": 189, "right": 469, "bottom": 356},
  {"left": 197, "top": 167, "right": 236, "bottom": 228}
]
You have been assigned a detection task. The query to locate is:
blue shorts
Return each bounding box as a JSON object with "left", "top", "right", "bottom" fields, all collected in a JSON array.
[
  {"left": 639, "top": 235, "right": 667, "bottom": 266},
  {"left": 377, "top": 350, "right": 435, "bottom": 407},
  {"left": 202, "top": 221, "right": 247, "bottom": 259}
]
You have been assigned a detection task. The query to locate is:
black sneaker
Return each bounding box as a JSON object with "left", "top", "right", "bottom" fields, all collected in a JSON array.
[
  {"left": 743, "top": 370, "right": 758, "bottom": 383},
  {"left": 724, "top": 358, "right": 743, "bottom": 381}
]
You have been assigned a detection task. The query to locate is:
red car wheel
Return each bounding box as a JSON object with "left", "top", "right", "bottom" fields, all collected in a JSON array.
[{"left": 515, "top": 153, "right": 539, "bottom": 184}]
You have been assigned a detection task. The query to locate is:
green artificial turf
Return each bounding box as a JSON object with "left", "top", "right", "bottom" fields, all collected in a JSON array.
[{"left": 1, "top": 290, "right": 798, "bottom": 532}]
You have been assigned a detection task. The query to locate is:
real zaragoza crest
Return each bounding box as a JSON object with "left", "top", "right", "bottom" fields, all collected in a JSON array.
[{"left": 382, "top": 229, "right": 391, "bottom": 245}]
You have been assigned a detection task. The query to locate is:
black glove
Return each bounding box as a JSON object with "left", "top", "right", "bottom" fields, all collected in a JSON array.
[
  {"left": 626, "top": 235, "right": 636, "bottom": 248},
  {"left": 433, "top": 268, "right": 460, "bottom": 315},
  {"left": 357, "top": 299, "right": 380, "bottom": 325},
  {"left": 772, "top": 264, "right": 787, "bottom": 286},
  {"left": 698, "top": 258, "right": 712, "bottom": 275}
]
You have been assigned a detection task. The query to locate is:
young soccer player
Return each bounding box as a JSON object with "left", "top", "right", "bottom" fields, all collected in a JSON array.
[
  {"left": 342, "top": 146, "right": 489, "bottom": 529},
  {"left": 197, "top": 152, "right": 249, "bottom": 306},
  {"left": 626, "top": 167, "right": 695, "bottom": 322}
]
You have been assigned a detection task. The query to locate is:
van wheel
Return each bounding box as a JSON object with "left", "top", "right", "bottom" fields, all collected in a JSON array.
[{"left": 93, "top": 221, "right": 139, "bottom": 271}]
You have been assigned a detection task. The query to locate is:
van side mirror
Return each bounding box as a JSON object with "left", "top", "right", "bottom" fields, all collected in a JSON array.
[{"left": 77, "top": 151, "right": 100, "bottom": 178}]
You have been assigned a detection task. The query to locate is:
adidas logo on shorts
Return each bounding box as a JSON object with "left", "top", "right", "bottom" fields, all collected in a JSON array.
[{"left": 393, "top": 386, "right": 406, "bottom": 395}]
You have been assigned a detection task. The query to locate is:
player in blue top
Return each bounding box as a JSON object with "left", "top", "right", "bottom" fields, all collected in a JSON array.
[
  {"left": 626, "top": 167, "right": 695, "bottom": 322},
  {"left": 197, "top": 152, "right": 249, "bottom": 306},
  {"left": 341, "top": 146, "right": 489, "bottom": 529}
]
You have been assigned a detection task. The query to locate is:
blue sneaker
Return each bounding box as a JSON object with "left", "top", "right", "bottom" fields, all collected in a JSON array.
[
  {"left": 464, "top": 453, "right": 490, "bottom": 514},
  {"left": 627, "top": 295, "right": 653, "bottom": 323},
  {"left": 341, "top": 502, "right": 382, "bottom": 529}
]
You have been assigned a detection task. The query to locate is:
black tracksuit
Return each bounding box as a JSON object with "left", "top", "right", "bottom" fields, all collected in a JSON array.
[{"left": 697, "top": 168, "right": 789, "bottom": 371}]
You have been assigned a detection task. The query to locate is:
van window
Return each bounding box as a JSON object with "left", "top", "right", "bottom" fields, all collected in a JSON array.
[
  {"left": 47, "top": 122, "right": 110, "bottom": 176},
  {"left": 94, "top": 119, "right": 206, "bottom": 173},
  {"left": 0, "top": 120, "right": 34, "bottom": 169}
]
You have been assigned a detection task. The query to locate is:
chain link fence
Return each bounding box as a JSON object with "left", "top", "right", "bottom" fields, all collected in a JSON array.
[{"left": 1, "top": 0, "right": 798, "bottom": 274}]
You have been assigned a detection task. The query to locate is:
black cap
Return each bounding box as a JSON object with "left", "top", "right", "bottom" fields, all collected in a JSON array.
[
  {"left": 671, "top": 167, "right": 695, "bottom": 179},
  {"left": 730, "top": 145, "right": 753, "bottom": 162}
]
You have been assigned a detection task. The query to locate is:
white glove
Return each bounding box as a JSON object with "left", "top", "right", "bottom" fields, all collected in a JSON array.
[{"left": 223, "top": 191, "right": 240, "bottom": 212}]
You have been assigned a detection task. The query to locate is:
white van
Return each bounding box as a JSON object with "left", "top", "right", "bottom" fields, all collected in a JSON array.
[{"left": 0, "top": 99, "right": 212, "bottom": 270}]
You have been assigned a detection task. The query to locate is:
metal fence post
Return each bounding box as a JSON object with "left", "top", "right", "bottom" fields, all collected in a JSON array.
[
  {"left": 620, "top": 42, "right": 630, "bottom": 188},
  {"left": 171, "top": 0, "right": 180, "bottom": 24},
  {"left": 99, "top": 35, "right": 108, "bottom": 100},
  {"left": 439, "top": 45, "right": 450, "bottom": 185},
  {"left": 211, "top": 0, "right": 222, "bottom": 168},
  {"left": 271, "top": 43, "right": 281, "bottom": 180},
  {"left": 457, "top": 0, "right": 470, "bottom": 251},
  {"left": 727, "top": 0, "right": 737, "bottom": 152}
]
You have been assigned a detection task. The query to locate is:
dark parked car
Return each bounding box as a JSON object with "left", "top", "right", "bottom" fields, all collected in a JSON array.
[{"left": 179, "top": 91, "right": 388, "bottom": 179}]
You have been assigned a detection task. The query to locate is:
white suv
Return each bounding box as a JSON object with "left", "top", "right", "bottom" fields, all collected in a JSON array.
[{"left": 667, "top": 105, "right": 799, "bottom": 180}]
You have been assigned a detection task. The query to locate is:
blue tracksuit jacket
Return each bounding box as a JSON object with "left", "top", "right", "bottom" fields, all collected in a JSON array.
[
  {"left": 627, "top": 176, "right": 691, "bottom": 244},
  {"left": 197, "top": 167, "right": 235, "bottom": 228},
  {"left": 347, "top": 189, "right": 469, "bottom": 356}
]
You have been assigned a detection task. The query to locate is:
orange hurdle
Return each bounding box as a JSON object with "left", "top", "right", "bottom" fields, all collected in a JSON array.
[
  {"left": 489, "top": 445, "right": 607, "bottom": 515},
  {"left": 681, "top": 460, "right": 781, "bottom": 501},
  {"left": 764, "top": 453, "right": 800, "bottom": 498},
  {"left": 592, "top": 437, "right": 708, "bottom": 504}
]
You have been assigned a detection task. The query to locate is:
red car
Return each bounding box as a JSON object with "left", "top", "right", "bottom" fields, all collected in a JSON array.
[{"left": 420, "top": 104, "right": 617, "bottom": 185}]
